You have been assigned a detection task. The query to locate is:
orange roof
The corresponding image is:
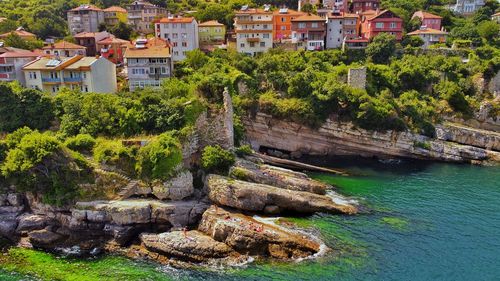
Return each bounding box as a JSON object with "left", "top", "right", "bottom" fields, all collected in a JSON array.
[
  {"left": 407, "top": 28, "right": 448, "bottom": 35},
  {"left": 0, "top": 29, "right": 36, "bottom": 38},
  {"left": 98, "top": 37, "right": 131, "bottom": 45},
  {"left": 124, "top": 37, "right": 171, "bottom": 58},
  {"left": 157, "top": 17, "right": 195, "bottom": 23},
  {"left": 235, "top": 8, "right": 273, "bottom": 15},
  {"left": 0, "top": 49, "right": 42, "bottom": 58},
  {"left": 199, "top": 20, "right": 224, "bottom": 27},
  {"left": 104, "top": 6, "right": 127, "bottom": 13},
  {"left": 365, "top": 9, "right": 401, "bottom": 21},
  {"left": 412, "top": 11, "right": 442, "bottom": 19},
  {"left": 69, "top": 4, "right": 102, "bottom": 12},
  {"left": 292, "top": 14, "right": 325, "bottom": 22},
  {"left": 74, "top": 31, "right": 106, "bottom": 38},
  {"left": 42, "top": 41, "right": 85, "bottom": 50}
]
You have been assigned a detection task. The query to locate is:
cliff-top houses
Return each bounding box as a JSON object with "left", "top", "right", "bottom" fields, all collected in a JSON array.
[{"left": 234, "top": 5, "right": 274, "bottom": 56}]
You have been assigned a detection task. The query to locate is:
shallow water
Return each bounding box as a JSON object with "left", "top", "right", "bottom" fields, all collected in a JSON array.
[{"left": 1, "top": 157, "right": 499, "bottom": 281}]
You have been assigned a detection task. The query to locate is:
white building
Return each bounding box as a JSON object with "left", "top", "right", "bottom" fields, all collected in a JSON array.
[
  {"left": 326, "top": 13, "right": 359, "bottom": 49},
  {"left": 451, "top": 0, "right": 485, "bottom": 15},
  {"left": 124, "top": 37, "right": 173, "bottom": 91},
  {"left": 0, "top": 48, "right": 41, "bottom": 86},
  {"left": 155, "top": 16, "right": 199, "bottom": 61},
  {"left": 23, "top": 55, "right": 117, "bottom": 93},
  {"left": 234, "top": 5, "right": 273, "bottom": 56},
  {"left": 407, "top": 27, "right": 448, "bottom": 48}
]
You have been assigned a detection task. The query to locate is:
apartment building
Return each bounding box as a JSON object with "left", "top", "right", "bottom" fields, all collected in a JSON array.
[
  {"left": 42, "top": 41, "right": 86, "bottom": 57},
  {"left": 411, "top": 11, "right": 442, "bottom": 30},
  {"left": 199, "top": 21, "right": 226, "bottom": 44},
  {"left": 126, "top": 1, "right": 167, "bottom": 34},
  {"left": 360, "top": 9, "right": 403, "bottom": 40},
  {"left": 67, "top": 5, "right": 105, "bottom": 35},
  {"left": 326, "top": 13, "right": 359, "bottom": 49},
  {"left": 23, "top": 55, "right": 117, "bottom": 93},
  {"left": 272, "top": 8, "right": 306, "bottom": 41},
  {"left": 124, "top": 37, "right": 173, "bottom": 91},
  {"left": 155, "top": 16, "right": 199, "bottom": 61},
  {"left": 234, "top": 6, "right": 273, "bottom": 56},
  {"left": 291, "top": 14, "right": 326, "bottom": 51},
  {"left": 104, "top": 6, "right": 128, "bottom": 26},
  {"left": 74, "top": 31, "right": 111, "bottom": 56},
  {"left": 0, "top": 48, "right": 41, "bottom": 86},
  {"left": 351, "top": 0, "right": 380, "bottom": 13},
  {"left": 451, "top": 0, "right": 485, "bottom": 15}
]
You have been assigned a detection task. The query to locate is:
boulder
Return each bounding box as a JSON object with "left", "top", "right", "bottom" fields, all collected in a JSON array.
[
  {"left": 198, "top": 206, "right": 321, "bottom": 259},
  {"left": 6, "top": 193, "right": 24, "bottom": 207},
  {"left": 29, "top": 229, "right": 66, "bottom": 247},
  {"left": 141, "top": 230, "right": 233, "bottom": 262},
  {"left": 206, "top": 175, "right": 358, "bottom": 215},
  {"left": 0, "top": 215, "right": 18, "bottom": 238},
  {"left": 152, "top": 171, "right": 194, "bottom": 200},
  {"left": 229, "top": 159, "right": 328, "bottom": 194},
  {"left": 16, "top": 214, "right": 51, "bottom": 232}
]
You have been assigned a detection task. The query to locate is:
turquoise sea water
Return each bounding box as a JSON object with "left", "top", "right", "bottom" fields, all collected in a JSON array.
[{"left": 1, "top": 158, "right": 499, "bottom": 281}]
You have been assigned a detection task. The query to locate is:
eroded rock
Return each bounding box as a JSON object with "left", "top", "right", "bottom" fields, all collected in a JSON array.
[
  {"left": 152, "top": 171, "right": 194, "bottom": 200},
  {"left": 206, "top": 175, "right": 358, "bottom": 215},
  {"left": 198, "top": 206, "right": 321, "bottom": 259}
]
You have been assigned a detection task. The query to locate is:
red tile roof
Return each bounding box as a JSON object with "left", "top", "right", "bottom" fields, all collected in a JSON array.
[
  {"left": 407, "top": 28, "right": 448, "bottom": 35},
  {"left": 42, "top": 41, "right": 86, "bottom": 50},
  {"left": 70, "top": 4, "right": 102, "bottom": 12},
  {"left": 104, "top": 6, "right": 127, "bottom": 13},
  {"left": 412, "top": 11, "right": 442, "bottom": 19},
  {"left": 199, "top": 20, "right": 225, "bottom": 27},
  {"left": 0, "top": 29, "right": 36, "bottom": 39},
  {"left": 292, "top": 14, "right": 325, "bottom": 22}
]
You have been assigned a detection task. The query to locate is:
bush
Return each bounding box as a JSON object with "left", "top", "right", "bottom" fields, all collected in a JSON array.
[
  {"left": 235, "top": 145, "right": 253, "bottom": 157},
  {"left": 64, "top": 134, "right": 96, "bottom": 153},
  {"left": 201, "top": 145, "right": 235, "bottom": 174},
  {"left": 4, "top": 127, "right": 34, "bottom": 149},
  {"left": 136, "top": 132, "right": 183, "bottom": 181},
  {"left": 93, "top": 139, "right": 137, "bottom": 175}
]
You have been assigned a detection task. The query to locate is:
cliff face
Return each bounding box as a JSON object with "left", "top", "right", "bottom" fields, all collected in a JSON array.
[{"left": 244, "top": 113, "right": 500, "bottom": 164}]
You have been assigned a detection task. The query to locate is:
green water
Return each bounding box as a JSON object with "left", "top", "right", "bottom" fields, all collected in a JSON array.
[{"left": 1, "top": 158, "right": 500, "bottom": 281}]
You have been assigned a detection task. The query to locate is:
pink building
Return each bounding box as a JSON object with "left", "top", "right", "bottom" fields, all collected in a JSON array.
[
  {"left": 360, "top": 10, "right": 403, "bottom": 41},
  {"left": 411, "top": 11, "right": 442, "bottom": 30}
]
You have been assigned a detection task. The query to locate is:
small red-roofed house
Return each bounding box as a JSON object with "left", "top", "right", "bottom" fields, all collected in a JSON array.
[{"left": 411, "top": 11, "right": 443, "bottom": 30}]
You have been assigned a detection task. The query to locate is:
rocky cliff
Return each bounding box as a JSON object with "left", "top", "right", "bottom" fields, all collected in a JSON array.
[{"left": 244, "top": 113, "right": 500, "bottom": 164}]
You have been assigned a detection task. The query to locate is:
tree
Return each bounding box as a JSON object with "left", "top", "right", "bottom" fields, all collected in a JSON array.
[
  {"left": 366, "top": 33, "right": 397, "bottom": 64},
  {"left": 0, "top": 19, "right": 17, "bottom": 33},
  {"left": 136, "top": 132, "right": 183, "bottom": 180},
  {"left": 201, "top": 145, "right": 235, "bottom": 173},
  {"left": 477, "top": 21, "right": 499, "bottom": 41},
  {"left": 401, "top": 36, "right": 425, "bottom": 48},
  {"left": 301, "top": 3, "right": 315, "bottom": 13},
  {"left": 110, "top": 21, "right": 133, "bottom": 40}
]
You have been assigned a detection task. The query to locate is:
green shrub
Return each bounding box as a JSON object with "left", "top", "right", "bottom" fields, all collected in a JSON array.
[
  {"left": 414, "top": 141, "right": 431, "bottom": 150},
  {"left": 235, "top": 145, "right": 253, "bottom": 157},
  {"left": 201, "top": 145, "right": 235, "bottom": 174},
  {"left": 229, "top": 166, "right": 251, "bottom": 180},
  {"left": 93, "top": 139, "right": 137, "bottom": 175},
  {"left": 136, "top": 132, "right": 182, "bottom": 181},
  {"left": 64, "top": 134, "right": 96, "bottom": 153},
  {"left": 4, "top": 126, "right": 33, "bottom": 149}
]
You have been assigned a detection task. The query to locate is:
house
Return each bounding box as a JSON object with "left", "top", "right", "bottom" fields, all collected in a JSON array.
[
  {"left": 124, "top": 37, "right": 173, "bottom": 91},
  {"left": 326, "top": 12, "right": 360, "bottom": 49},
  {"left": 407, "top": 27, "right": 448, "bottom": 48},
  {"left": 42, "top": 41, "right": 86, "bottom": 57},
  {"left": 234, "top": 5, "right": 273, "bottom": 56},
  {"left": 0, "top": 48, "right": 41, "bottom": 86},
  {"left": 104, "top": 6, "right": 128, "bottom": 27},
  {"left": 97, "top": 37, "right": 131, "bottom": 64},
  {"left": 323, "top": 0, "right": 348, "bottom": 12},
  {"left": 67, "top": 4, "right": 105, "bottom": 35},
  {"left": 492, "top": 11, "right": 500, "bottom": 23},
  {"left": 291, "top": 14, "right": 326, "bottom": 51},
  {"left": 155, "top": 16, "right": 199, "bottom": 61},
  {"left": 74, "top": 31, "right": 111, "bottom": 56},
  {"left": 272, "top": 8, "right": 306, "bottom": 42},
  {"left": 0, "top": 27, "right": 37, "bottom": 40},
  {"left": 198, "top": 20, "right": 226, "bottom": 44},
  {"left": 411, "top": 11, "right": 442, "bottom": 30},
  {"left": 23, "top": 55, "right": 117, "bottom": 93},
  {"left": 351, "top": 0, "right": 380, "bottom": 14},
  {"left": 126, "top": 1, "right": 167, "bottom": 34},
  {"left": 451, "top": 0, "right": 485, "bottom": 15},
  {"left": 360, "top": 9, "right": 403, "bottom": 41}
]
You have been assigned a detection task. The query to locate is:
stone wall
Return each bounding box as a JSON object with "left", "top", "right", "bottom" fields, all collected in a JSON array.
[
  {"left": 347, "top": 67, "right": 367, "bottom": 89},
  {"left": 243, "top": 113, "right": 500, "bottom": 164}
]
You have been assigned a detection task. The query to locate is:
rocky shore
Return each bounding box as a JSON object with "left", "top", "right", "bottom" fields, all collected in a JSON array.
[{"left": 0, "top": 156, "right": 358, "bottom": 265}]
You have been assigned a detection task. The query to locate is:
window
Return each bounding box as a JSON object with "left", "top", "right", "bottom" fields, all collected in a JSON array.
[
  {"left": 83, "top": 72, "right": 87, "bottom": 78},
  {"left": 375, "top": 22, "right": 384, "bottom": 28},
  {"left": 240, "top": 43, "right": 245, "bottom": 47},
  {"left": 390, "top": 22, "right": 396, "bottom": 29},
  {"left": 249, "top": 42, "right": 255, "bottom": 47},
  {"left": 84, "top": 85, "right": 88, "bottom": 92},
  {"left": 281, "top": 26, "right": 286, "bottom": 30},
  {"left": 181, "top": 33, "right": 187, "bottom": 39},
  {"left": 174, "top": 51, "right": 179, "bottom": 56},
  {"left": 172, "top": 23, "right": 177, "bottom": 28},
  {"left": 260, "top": 42, "right": 265, "bottom": 47},
  {"left": 173, "top": 42, "right": 178, "bottom": 47},
  {"left": 161, "top": 67, "right": 167, "bottom": 74},
  {"left": 181, "top": 23, "right": 186, "bottom": 28},
  {"left": 263, "top": 33, "right": 269, "bottom": 38},
  {"left": 263, "top": 24, "right": 268, "bottom": 29},
  {"left": 182, "top": 42, "right": 187, "bottom": 47},
  {"left": 164, "top": 33, "right": 169, "bottom": 38},
  {"left": 172, "top": 33, "right": 178, "bottom": 39},
  {"left": 312, "top": 22, "right": 318, "bottom": 28},
  {"left": 298, "top": 23, "right": 306, "bottom": 28}
]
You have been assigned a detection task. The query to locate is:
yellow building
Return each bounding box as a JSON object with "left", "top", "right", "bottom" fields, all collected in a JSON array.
[
  {"left": 198, "top": 20, "right": 226, "bottom": 44},
  {"left": 104, "top": 6, "right": 128, "bottom": 26}
]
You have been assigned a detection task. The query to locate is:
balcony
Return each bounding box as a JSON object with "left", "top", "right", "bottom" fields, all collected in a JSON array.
[
  {"left": 247, "top": 37, "right": 260, "bottom": 42},
  {"left": 42, "top": 77, "right": 61, "bottom": 83},
  {"left": 63, "top": 77, "right": 82, "bottom": 83},
  {"left": 0, "top": 73, "right": 15, "bottom": 80}
]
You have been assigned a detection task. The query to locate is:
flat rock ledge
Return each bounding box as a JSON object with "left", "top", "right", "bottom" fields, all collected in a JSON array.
[
  {"left": 206, "top": 175, "right": 358, "bottom": 215},
  {"left": 198, "top": 206, "right": 321, "bottom": 259},
  {"left": 141, "top": 231, "right": 234, "bottom": 262},
  {"left": 229, "top": 159, "right": 328, "bottom": 194}
]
